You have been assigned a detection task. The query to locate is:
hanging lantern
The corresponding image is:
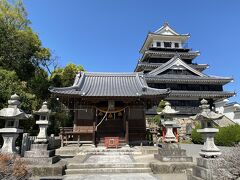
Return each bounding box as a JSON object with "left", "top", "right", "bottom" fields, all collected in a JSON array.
[
  {"left": 108, "top": 113, "right": 113, "bottom": 119},
  {"left": 118, "top": 111, "right": 123, "bottom": 117},
  {"left": 98, "top": 111, "right": 103, "bottom": 116}
]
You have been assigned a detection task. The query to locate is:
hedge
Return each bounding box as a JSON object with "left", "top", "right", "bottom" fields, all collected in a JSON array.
[
  {"left": 191, "top": 124, "right": 203, "bottom": 144},
  {"left": 215, "top": 125, "right": 240, "bottom": 146},
  {"left": 191, "top": 124, "right": 240, "bottom": 147}
]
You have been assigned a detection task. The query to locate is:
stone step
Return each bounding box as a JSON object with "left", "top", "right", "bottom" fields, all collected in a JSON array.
[
  {"left": 56, "top": 147, "right": 80, "bottom": 157},
  {"left": 81, "top": 151, "right": 141, "bottom": 155},
  {"left": 67, "top": 163, "right": 149, "bottom": 169},
  {"left": 97, "top": 143, "right": 126, "bottom": 146},
  {"left": 189, "top": 175, "right": 204, "bottom": 180},
  {"left": 31, "top": 143, "right": 48, "bottom": 150},
  {"left": 154, "top": 154, "right": 193, "bottom": 162},
  {"left": 24, "top": 149, "right": 55, "bottom": 158},
  {"left": 65, "top": 167, "right": 152, "bottom": 174},
  {"left": 22, "top": 155, "right": 60, "bottom": 165}
]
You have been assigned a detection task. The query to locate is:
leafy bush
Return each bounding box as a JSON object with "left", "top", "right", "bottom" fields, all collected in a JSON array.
[
  {"left": 215, "top": 125, "right": 240, "bottom": 146},
  {"left": 191, "top": 124, "right": 240, "bottom": 146},
  {"left": 191, "top": 124, "right": 203, "bottom": 144}
]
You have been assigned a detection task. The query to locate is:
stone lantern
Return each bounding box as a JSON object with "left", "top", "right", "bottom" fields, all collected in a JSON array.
[
  {"left": 159, "top": 102, "right": 179, "bottom": 143},
  {"left": 155, "top": 102, "right": 193, "bottom": 162},
  {"left": 0, "top": 94, "right": 29, "bottom": 154},
  {"left": 191, "top": 99, "right": 223, "bottom": 158},
  {"left": 188, "top": 101, "right": 229, "bottom": 179},
  {"left": 33, "top": 101, "right": 51, "bottom": 143},
  {"left": 23, "top": 101, "right": 59, "bottom": 165}
]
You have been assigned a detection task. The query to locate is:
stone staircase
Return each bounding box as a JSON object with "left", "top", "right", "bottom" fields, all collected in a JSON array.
[
  {"left": 65, "top": 148, "right": 151, "bottom": 175},
  {"left": 65, "top": 162, "right": 151, "bottom": 174}
]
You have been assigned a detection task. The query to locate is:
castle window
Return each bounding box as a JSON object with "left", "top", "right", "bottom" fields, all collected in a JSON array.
[
  {"left": 164, "top": 42, "right": 171, "bottom": 48},
  {"left": 174, "top": 43, "right": 179, "bottom": 48},
  {"left": 156, "top": 42, "right": 161, "bottom": 47}
]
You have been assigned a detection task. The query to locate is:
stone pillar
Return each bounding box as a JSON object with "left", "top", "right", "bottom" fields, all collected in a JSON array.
[
  {"left": 1, "top": 132, "right": 20, "bottom": 153},
  {"left": 35, "top": 120, "right": 49, "bottom": 143},
  {"left": 163, "top": 121, "right": 177, "bottom": 143},
  {"left": 21, "top": 133, "right": 30, "bottom": 156}
]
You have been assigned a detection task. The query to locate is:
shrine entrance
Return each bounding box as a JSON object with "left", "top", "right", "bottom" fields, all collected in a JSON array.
[{"left": 94, "top": 101, "right": 128, "bottom": 147}]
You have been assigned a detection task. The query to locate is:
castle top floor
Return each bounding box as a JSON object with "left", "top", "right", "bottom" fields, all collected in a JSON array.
[{"left": 140, "top": 22, "right": 191, "bottom": 54}]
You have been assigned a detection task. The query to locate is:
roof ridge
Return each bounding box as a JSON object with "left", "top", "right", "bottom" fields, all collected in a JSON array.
[{"left": 148, "top": 55, "right": 207, "bottom": 77}]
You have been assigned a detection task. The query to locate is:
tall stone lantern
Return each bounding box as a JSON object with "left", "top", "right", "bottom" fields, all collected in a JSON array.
[
  {"left": 155, "top": 101, "right": 193, "bottom": 162},
  {"left": 33, "top": 101, "right": 51, "bottom": 143},
  {"left": 0, "top": 94, "right": 29, "bottom": 153},
  {"left": 188, "top": 101, "right": 229, "bottom": 179},
  {"left": 23, "top": 101, "right": 60, "bottom": 165},
  {"left": 191, "top": 99, "right": 223, "bottom": 158},
  {"left": 159, "top": 102, "right": 179, "bottom": 143}
]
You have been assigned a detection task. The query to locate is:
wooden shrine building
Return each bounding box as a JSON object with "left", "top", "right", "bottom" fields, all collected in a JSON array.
[{"left": 50, "top": 72, "right": 170, "bottom": 146}]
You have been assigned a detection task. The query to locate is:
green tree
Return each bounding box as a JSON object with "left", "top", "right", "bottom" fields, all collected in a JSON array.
[
  {"left": 150, "top": 100, "right": 166, "bottom": 125},
  {"left": 0, "top": 0, "right": 51, "bottom": 81},
  {"left": 0, "top": 68, "right": 37, "bottom": 112},
  {"left": 50, "top": 63, "right": 84, "bottom": 87},
  {"left": 27, "top": 68, "right": 50, "bottom": 101}
]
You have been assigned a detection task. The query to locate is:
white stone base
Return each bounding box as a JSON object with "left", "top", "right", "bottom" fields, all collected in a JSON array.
[{"left": 0, "top": 133, "right": 20, "bottom": 154}]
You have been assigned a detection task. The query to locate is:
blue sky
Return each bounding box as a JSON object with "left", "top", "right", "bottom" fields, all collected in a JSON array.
[{"left": 24, "top": 0, "right": 240, "bottom": 102}]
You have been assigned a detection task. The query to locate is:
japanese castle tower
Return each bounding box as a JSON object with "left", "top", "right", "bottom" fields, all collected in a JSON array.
[{"left": 135, "top": 23, "right": 235, "bottom": 116}]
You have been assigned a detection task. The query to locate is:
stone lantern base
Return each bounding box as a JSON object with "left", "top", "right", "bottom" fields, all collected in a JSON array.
[
  {"left": 0, "top": 128, "right": 22, "bottom": 154},
  {"left": 197, "top": 128, "right": 221, "bottom": 158},
  {"left": 23, "top": 143, "right": 60, "bottom": 165},
  {"left": 154, "top": 144, "right": 193, "bottom": 162},
  {"left": 188, "top": 157, "right": 227, "bottom": 180}
]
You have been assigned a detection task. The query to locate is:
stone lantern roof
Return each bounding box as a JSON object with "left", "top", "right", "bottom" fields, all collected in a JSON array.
[
  {"left": 191, "top": 99, "right": 223, "bottom": 121},
  {"left": 160, "top": 102, "right": 179, "bottom": 115},
  {"left": 0, "top": 94, "right": 29, "bottom": 119},
  {"left": 33, "top": 101, "right": 51, "bottom": 115}
]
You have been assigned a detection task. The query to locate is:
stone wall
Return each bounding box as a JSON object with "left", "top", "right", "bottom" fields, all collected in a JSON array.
[{"left": 174, "top": 117, "right": 195, "bottom": 139}]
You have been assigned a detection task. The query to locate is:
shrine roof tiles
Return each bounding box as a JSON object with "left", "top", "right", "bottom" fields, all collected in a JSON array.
[{"left": 49, "top": 72, "right": 170, "bottom": 98}]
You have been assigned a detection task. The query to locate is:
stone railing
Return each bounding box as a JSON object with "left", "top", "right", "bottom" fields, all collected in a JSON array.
[{"left": 21, "top": 133, "right": 61, "bottom": 157}]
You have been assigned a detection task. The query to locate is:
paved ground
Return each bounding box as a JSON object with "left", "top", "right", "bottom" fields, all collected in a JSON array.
[{"left": 64, "top": 173, "right": 158, "bottom": 180}]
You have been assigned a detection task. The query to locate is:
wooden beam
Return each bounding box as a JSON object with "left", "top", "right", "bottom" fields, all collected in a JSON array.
[
  {"left": 125, "top": 107, "right": 129, "bottom": 145},
  {"left": 93, "top": 108, "right": 96, "bottom": 146},
  {"left": 125, "top": 120, "right": 129, "bottom": 145}
]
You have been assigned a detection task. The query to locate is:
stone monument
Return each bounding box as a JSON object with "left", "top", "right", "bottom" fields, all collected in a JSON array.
[
  {"left": 34, "top": 102, "right": 51, "bottom": 143},
  {"left": 154, "top": 102, "right": 193, "bottom": 162},
  {"left": 191, "top": 99, "right": 222, "bottom": 158},
  {"left": 23, "top": 102, "right": 59, "bottom": 164},
  {"left": 0, "top": 94, "right": 29, "bottom": 154},
  {"left": 189, "top": 99, "right": 226, "bottom": 180}
]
